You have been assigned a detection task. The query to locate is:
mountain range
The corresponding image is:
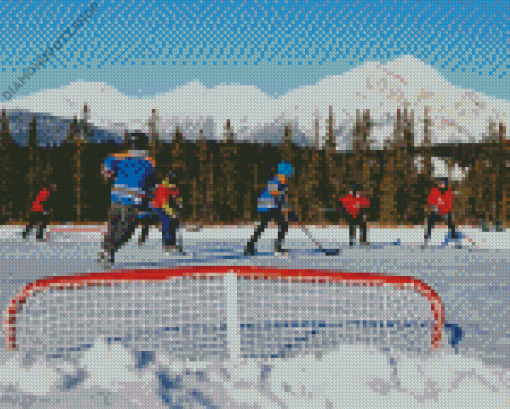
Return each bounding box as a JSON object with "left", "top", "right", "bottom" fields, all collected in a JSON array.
[{"left": 1, "top": 55, "right": 508, "bottom": 149}]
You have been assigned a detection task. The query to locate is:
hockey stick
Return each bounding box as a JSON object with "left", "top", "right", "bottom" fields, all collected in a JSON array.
[
  {"left": 300, "top": 225, "right": 339, "bottom": 256},
  {"left": 177, "top": 229, "right": 186, "bottom": 255},
  {"left": 452, "top": 230, "right": 482, "bottom": 248},
  {"left": 320, "top": 207, "right": 344, "bottom": 213},
  {"left": 285, "top": 211, "right": 338, "bottom": 256}
]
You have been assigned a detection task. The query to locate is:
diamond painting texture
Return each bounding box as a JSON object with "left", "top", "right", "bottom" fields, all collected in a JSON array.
[{"left": 0, "top": 0, "right": 509, "bottom": 408}]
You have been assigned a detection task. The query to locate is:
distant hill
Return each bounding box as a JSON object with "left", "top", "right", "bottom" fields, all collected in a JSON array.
[
  {"left": 2, "top": 109, "right": 124, "bottom": 147},
  {"left": 2, "top": 55, "right": 508, "bottom": 149}
]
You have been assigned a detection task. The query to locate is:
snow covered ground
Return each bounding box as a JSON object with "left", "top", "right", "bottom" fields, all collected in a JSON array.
[
  {"left": 0, "top": 224, "right": 508, "bottom": 408},
  {"left": 1, "top": 338, "right": 509, "bottom": 409}
]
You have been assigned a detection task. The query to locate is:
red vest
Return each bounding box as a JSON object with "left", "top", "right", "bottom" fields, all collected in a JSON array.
[
  {"left": 152, "top": 183, "right": 179, "bottom": 209},
  {"left": 428, "top": 187, "right": 453, "bottom": 215},
  {"left": 339, "top": 194, "right": 370, "bottom": 218},
  {"left": 30, "top": 188, "right": 51, "bottom": 212}
]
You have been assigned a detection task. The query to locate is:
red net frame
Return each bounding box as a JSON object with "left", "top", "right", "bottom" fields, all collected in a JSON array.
[{"left": 3, "top": 266, "right": 445, "bottom": 352}]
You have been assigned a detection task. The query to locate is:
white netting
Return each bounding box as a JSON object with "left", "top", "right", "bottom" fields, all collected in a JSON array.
[
  {"left": 237, "top": 278, "right": 436, "bottom": 359},
  {"left": 11, "top": 277, "right": 228, "bottom": 360},
  {"left": 6, "top": 273, "right": 439, "bottom": 359}
]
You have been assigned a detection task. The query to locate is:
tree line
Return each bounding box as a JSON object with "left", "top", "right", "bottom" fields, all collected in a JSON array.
[{"left": 0, "top": 105, "right": 508, "bottom": 227}]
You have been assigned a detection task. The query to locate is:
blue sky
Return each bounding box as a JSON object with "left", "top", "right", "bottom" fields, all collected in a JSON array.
[{"left": 1, "top": 0, "right": 508, "bottom": 103}]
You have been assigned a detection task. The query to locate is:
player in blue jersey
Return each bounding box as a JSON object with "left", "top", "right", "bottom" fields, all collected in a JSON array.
[
  {"left": 244, "top": 161, "right": 294, "bottom": 256},
  {"left": 98, "top": 132, "right": 156, "bottom": 268}
]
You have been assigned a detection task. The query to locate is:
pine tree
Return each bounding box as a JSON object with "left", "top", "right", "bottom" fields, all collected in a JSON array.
[
  {"left": 312, "top": 118, "right": 325, "bottom": 224},
  {"left": 217, "top": 119, "right": 240, "bottom": 223},
  {"left": 469, "top": 138, "right": 488, "bottom": 227},
  {"left": 148, "top": 108, "right": 160, "bottom": 176},
  {"left": 243, "top": 138, "right": 256, "bottom": 224},
  {"left": 498, "top": 123, "right": 509, "bottom": 227},
  {"left": 169, "top": 125, "right": 187, "bottom": 220},
  {"left": 0, "top": 109, "right": 12, "bottom": 147},
  {"left": 0, "top": 109, "right": 14, "bottom": 223},
  {"left": 320, "top": 106, "right": 338, "bottom": 226},
  {"left": 298, "top": 137, "right": 314, "bottom": 223},
  {"left": 483, "top": 120, "right": 499, "bottom": 225},
  {"left": 299, "top": 116, "right": 327, "bottom": 225},
  {"left": 188, "top": 125, "right": 201, "bottom": 226},
  {"left": 66, "top": 116, "right": 79, "bottom": 143},
  {"left": 278, "top": 124, "right": 299, "bottom": 222},
  {"left": 475, "top": 118, "right": 498, "bottom": 227},
  {"left": 448, "top": 156, "right": 469, "bottom": 226},
  {"left": 324, "top": 106, "right": 344, "bottom": 225},
  {"left": 172, "top": 126, "right": 185, "bottom": 167},
  {"left": 247, "top": 137, "right": 261, "bottom": 225},
  {"left": 480, "top": 120, "right": 508, "bottom": 227},
  {"left": 420, "top": 105, "right": 433, "bottom": 179},
  {"left": 415, "top": 106, "right": 434, "bottom": 223},
  {"left": 400, "top": 109, "right": 419, "bottom": 224},
  {"left": 196, "top": 129, "right": 212, "bottom": 225},
  {"left": 314, "top": 115, "right": 320, "bottom": 149},
  {"left": 82, "top": 103, "right": 90, "bottom": 142},
  {"left": 351, "top": 109, "right": 374, "bottom": 192},
  {"left": 362, "top": 110, "right": 379, "bottom": 200},
  {"left": 380, "top": 108, "right": 414, "bottom": 225},
  {"left": 199, "top": 129, "right": 215, "bottom": 225},
  {"left": 25, "top": 116, "right": 43, "bottom": 220},
  {"left": 71, "top": 104, "right": 90, "bottom": 222}
]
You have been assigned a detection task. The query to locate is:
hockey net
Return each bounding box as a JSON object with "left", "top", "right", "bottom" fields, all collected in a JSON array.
[{"left": 3, "top": 267, "right": 444, "bottom": 359}]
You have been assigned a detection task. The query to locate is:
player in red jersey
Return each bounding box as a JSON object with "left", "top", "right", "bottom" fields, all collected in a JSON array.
[
  {"left": 22, "top": 182, "right": 57, "bottom": 242},
  {"left": 339, "top": 184, "right": 371, "bottom": 246},
  {"left": 140, "top": 170, "right": 184, "bottom": 253},
  {"left": 423, "top": 177, "right": 458, "bottom": 247}
]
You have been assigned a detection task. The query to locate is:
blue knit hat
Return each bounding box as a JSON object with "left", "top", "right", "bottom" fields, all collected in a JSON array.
[{"left": 277, "top": 161, "right": 293, "bottom": 176}]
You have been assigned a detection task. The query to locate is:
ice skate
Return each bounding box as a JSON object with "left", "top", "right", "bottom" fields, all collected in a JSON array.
[
  {"left": 276, "top": 249, "right": 289, "bottom": 258},
  {"left": 163, "top": 245, "right": 179, "bottom": 253},
  {"left": 97, "top": 251, "right": 113, "bottom": 268},
  {"left": 244, "top": 246, "right": 255, "bottom": 257},
  {"left": 274, "top": 241, "right": 289, "bottom": 253}
]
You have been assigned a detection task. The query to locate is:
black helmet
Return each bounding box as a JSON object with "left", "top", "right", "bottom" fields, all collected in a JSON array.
[{"left": 128, "top": 132, "right": 149, "bottom": 151}]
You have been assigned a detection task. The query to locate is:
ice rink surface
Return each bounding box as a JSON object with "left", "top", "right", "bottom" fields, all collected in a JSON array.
[{"left": 0, "top": 224, "right": 508, "bottom": 408}]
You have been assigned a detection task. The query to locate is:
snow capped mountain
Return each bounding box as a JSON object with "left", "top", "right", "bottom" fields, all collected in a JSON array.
[
  {"left": 2, "top": 55, "right": 508, "bottom": 149},
  {"left": 1, "top": 109, "right": 123, "bottom": 147}
]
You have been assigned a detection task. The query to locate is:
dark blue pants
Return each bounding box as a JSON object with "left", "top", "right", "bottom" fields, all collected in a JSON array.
[
  {"left": 154, "top": 208, "right": 179, "bottom": 246},
  {"left": 138, "top": 209, "right": 158, "bottom": 243},
  {"left": 345, "top": 213, "right": 367, "bottom": 244},
  {"left": 247, "top": 209, "right": 289, "bottom": 251},
  {"left": 425, "top": 212, "right": 457, "bottom": 241},
  {"left": 103, "top": 203, "right": 139, "bottom": 263},
  {"left": 23, "top": 211, "right": 50, "bottom": 239},
  {"left": 139, "top": 208, "right": 179, "bottom": 246}
]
